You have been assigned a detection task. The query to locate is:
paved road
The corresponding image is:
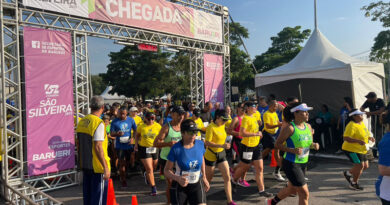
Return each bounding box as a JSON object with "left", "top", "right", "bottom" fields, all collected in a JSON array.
[{"left": 48, "top": 157, "right": 381, "bottom": 205}]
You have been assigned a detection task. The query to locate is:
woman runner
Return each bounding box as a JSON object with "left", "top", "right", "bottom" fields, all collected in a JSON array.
[
  {"left": 266, "top": 102, "right": 319, "bottom": 205},
  {"left": 164, "top": 119, "right": 210, "bottom": 205},
  {"left": 135, "top": 112, "right": 162, "bottom": 196},
  {"left": 204, "top": 109, "right": 236, "bottom": 205}
]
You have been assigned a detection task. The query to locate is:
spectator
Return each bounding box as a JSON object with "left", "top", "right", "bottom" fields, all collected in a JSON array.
[
  {"left": 201, "top": 102, "right": 213, "bottom": 123},
  {"left": 77, "top": 96, "right": 110, "bottom": 205},
  {"left": 360, "top": 92, "right": 385, "bottom": 158},
  {"left": 335, "top": 97, "right": 353, "bottom": 154},
  {"left": 317, "top": 104, "right": 332, "bottom": 124},
  {"left": 211, "top": 102, "right": 221, "bottom": 119}
]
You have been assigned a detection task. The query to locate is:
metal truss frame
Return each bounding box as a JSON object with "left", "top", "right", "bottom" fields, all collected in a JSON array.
[{"left": 0, "top": 0, "right": 230, "bottom": 203}]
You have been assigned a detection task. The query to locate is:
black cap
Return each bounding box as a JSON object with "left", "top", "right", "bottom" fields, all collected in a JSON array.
[
  {"left": 193, "top": 108, "right": 201, "bottom": 117},
  {"left": 170, "top": 106, "right": 186, "bottom": 115},
  {"left": 365, "top": 92, "right": 377, "bottom": 99},
  {"left": 244, "top": 101, "right": 256, "bottom": 108},
  {"left": 215, "top": 109, "right": 230, "bottom": 120},
  {"left": 181, "top": 119, "right": 201, "bottom": 132}
]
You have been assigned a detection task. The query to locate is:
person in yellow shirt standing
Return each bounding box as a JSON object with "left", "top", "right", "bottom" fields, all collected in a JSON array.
[
  {"left": 342, "top": 109, "right": 375, "bottom": 191},
  {"left": 135, "top": 112, "right": 162, "bottom": 196},
  {"left": 262, "top": 100, "right": 284, "bottom": 181},
  {"left": 191, "top": 108, "right": 206, "bottom": 140},
  {"left": 232, "top": 102, "right": 273, "bottom": 198}
]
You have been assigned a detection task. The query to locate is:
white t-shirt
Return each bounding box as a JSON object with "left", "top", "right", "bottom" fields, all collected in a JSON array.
[{"left": 94, "top": 123, "right": 105, "bottom": 141}]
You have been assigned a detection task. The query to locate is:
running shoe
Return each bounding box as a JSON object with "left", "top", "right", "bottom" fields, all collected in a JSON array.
[
  {"left": 304, "top": 177, "right": 309, "bottom": 181},
  {"left": 258, "top": 191, "right": 273, "bottom": 198},
  {"left": 335, "top": 149, "right": 343, "bottom": 154},
  {"left": 343, "top": 171, "right": 352, "bottom": 184},
  {"left": 150, "top": 186, "right": 157, "bottom": 196},
  {"left": 227, "top": 201, "right": 237, "bottom": 205},
  {"left": 143, "top": 171, "right": 149, "bottom": 185},
  {"left": 160, "top": 174, "right": 165, "bottom": 181},
  {"left": 273, "top": 172, "right": 286, "bottom": 182},
  {"left": 238, "top": 179, "right": 250, "bottom": 187},
  {"left": 349, "top": 183, "right": 364, "bottom": 191}
]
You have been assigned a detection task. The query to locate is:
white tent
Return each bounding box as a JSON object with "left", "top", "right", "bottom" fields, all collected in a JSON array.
[
  {"left": 255, "top": 29, "right": 385, "bottom": 113},
  {"left": 100, "top": 86, "right": 127, "bottom": 104}
]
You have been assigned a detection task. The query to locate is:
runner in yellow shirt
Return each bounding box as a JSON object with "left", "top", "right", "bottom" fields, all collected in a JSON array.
[
  {"left": 135, "top": 112, "right": 162, "bottom": 196},
  {"left": 342, "top": 109, "right": 375, "bottom": 191},
  {"left": 190, "top": 108, "right": 206, "bottom": 140}
]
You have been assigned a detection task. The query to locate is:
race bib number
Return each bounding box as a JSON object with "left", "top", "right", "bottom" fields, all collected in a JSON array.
[
  {"left": 182, "top": 171, "right": 200, "bottom": 184},
  {"left": 243, "top": 152, "right": 253, "bottom": 160},
  {"left": 119, "top": 136, "right": 130, "bottom": 143},
  {"left": 298, "top": 148, "right": 310, "bottom": 159},
  {"left": 146, "top": 147, "right": 157, "bottom": 154},
  {"left": 203, "top": 122, "right": 209, "bottom": 127}
]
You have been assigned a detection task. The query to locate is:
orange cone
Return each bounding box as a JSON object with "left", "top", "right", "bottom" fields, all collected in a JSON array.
[
  {"left": 270, "top": 149, "right": 277, "bottom": 167},
  {"left": 131, "top": 195, "right": 138, "bottom": 205},
  {"left": 107, "top": 179, "right": 119, "bottom": 205}
]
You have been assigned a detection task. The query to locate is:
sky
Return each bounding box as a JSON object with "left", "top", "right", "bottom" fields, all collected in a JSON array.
[{"left": 88, "top": 0, "right": 383, "bottom": 74}]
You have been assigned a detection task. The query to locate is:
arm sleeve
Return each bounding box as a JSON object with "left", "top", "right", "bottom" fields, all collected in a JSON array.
[
  {"left": 263, "top": 113, "right": 270, "bottom": 125},
  {"left": 343, "top": 123, "right": 354, "bottom": 138},
  {"left": 94, "top": 123, "right": 105, "bottom": 141}
]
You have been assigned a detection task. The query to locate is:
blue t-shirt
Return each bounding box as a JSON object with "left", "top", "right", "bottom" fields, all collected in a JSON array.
[
  {"left": 110, "top": 117, "right": 137, "bottom": 150},
  {"left": 258, "top": 105, "right": 269, "bottom": 116},
  {"left": 376, "top": 132, "right": 390, "bottom": 198},
  {"left": 167, "top": 140, "right": 205, "bottom": 174},
  {"left": 339, "top": 108, "right": 349, "bottom": 124},
  {"left": 163, "top": 115, "right": 172, "bottom": 125}
]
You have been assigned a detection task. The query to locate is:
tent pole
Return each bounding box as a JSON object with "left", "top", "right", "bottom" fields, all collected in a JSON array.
[{"left": 298, "top": 81, "right": 303, "bottom": 102}]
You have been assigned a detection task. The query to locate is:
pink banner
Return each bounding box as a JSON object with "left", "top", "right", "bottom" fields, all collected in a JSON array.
[
  {"left": 24, "top": 27, "right": 75, "bottom": 176},
  {"left": 204, "top": 53, "right": 224, "bottom": 106}
]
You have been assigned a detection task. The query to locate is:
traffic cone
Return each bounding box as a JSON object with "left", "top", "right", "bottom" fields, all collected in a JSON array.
[
  {"left": 107, "top": 179, "right": 119, "bottom": 205},
  {"left": 270, "top": 149, "right": 277, "bottom": 167},
  {"left": 131, "top": 195, "right": 138, "bottom": 205}
]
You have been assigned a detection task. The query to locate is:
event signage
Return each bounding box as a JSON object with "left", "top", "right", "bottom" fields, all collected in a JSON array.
[
  {"left": 24, "top": 27, "right": 75, "bottom": 176},
  {"left": 138, "top": 43, "right": 158, "bottom": 52},
  {"left": 204, "top": 53, "right": 224, "bottom": 107},
  {"left": 22, "top": 0, "right": 223, "bottom": 44}
]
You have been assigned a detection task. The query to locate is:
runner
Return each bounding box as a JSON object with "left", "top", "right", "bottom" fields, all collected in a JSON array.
[
  {"left": 342, "top": 109, "right": 375, "bottom": 190},
  {"left": 110, "top": 106, "right": 137, "bottom": 188},
  {"left": 190, "top": 108, "right": 207, "bottom": 140},
  {"left": 204, "top": 109, "right": 236, "bottom": 205},
  {"left": 186, "top": 102, "right": 196, "bottom": 119},
  {"left": 266, "top": 102, "right": 319, "bottom": 205},
  {"left": 154, "top": 106, "right": 185, "bottom": 204},
  {"left": 135, "top": 112, "right": 162, "bottom": 196},
  {"left": 261, "top": 100, "right": 284, "bottom": 181},
  {"left": 232, "top": 102, "right": 273, "bottom": 198},
  {"left": 164, "top": 119, "right": 210, "bottom": 205},
  {"left": 228, "top": 102, "right": 250, "bottom": 188}
]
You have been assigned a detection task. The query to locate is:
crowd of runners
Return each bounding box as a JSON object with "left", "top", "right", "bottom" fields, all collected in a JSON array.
[{"left": 75, "top": 92, "right": 390, "bottom": 205}]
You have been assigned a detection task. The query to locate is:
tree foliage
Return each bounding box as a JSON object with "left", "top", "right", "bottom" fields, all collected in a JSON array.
[
  {"left": 91, "top": 74, "right": 107, "bottom": 95},
  {"left": 253, "top": 26, "right": 311, "bottom": 73},
  {"left": 370, "top": 30, "right": 390, "bottom": 62},
  {"left": 362, "top": 1, "right": 390, "bottom": 28}
]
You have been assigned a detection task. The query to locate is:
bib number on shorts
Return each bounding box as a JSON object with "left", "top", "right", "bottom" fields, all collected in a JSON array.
[
  {"left": 146, "top": 147, "right": 157, "bottom": 154},
  {"left": 119, "top": 136, "right": 130, "bottom": 143},
  {"left": 182, "top": 170, "right": 200, "bottom": 184},
  {"left": 298, "top": 148, "right": 309, "bottom": 159},
  {"left": 243, "top": 151, "right": 253, "bottom": 160}
]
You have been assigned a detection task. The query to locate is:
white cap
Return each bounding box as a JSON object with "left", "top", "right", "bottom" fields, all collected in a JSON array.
[
  {"left": 349, "top": 110, "right": 365, "bottom": 117},
  {"left": 291, "top": 103, "right": 313, "bottom": 112},
  {"left": 129, "top": 107, "right": 138, "bottom": 112}
]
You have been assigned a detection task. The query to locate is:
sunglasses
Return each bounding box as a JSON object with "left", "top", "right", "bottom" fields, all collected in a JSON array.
[{"left": 222, "top": 118, "right": 229, "bottom": 122}]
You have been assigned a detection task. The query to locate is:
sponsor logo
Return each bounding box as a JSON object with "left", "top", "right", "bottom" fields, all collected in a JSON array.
[
  {"left": 189, "top": 160, "right": 198, "bottom": 170},
  {"left": 32, "top": 41, "right": 40, "bottom": 49},
  {"left": 44, "top": 84, "right": 59, "bottom": 97}
]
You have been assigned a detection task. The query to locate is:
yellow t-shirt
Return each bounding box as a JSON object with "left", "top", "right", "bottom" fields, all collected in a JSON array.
[
  {"left": 225, "top": 115, "right": 232, "bottom": 129},
  {"left": 253, "top": 111, "right": 262, "bottom": 123},
  {"left": 342, "top": 121, "right": 369, "bottom": 154},
  {"left": 240, "top": 114, "right": 260, "bottom": 147},
  {"left": 263, "top": 111, "right": 279, "bottom": 134},
  {"left": 192, "top": 117, "right": 205, "bottom": 137},
  {"left": 204, "top": 122, "right": 227, "bottom": 161},
  {"left": 138, "top": 122, "right": 161, "bottom": 147},
  {"left": 131, "top": 115, "right": 143, "bottom": 144}
]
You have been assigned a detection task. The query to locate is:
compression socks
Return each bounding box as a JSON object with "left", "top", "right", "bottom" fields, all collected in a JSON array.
[
  {"left": 274, "top": 166, "right": 281, "bottom": 174},
  {"left": 271, "top": 195, "right": 281, "bottom": 205}
]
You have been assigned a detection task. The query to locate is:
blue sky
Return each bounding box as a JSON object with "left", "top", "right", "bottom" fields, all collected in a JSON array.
[{"left": 88, "top": 0, "right": 383, "bottom": 74}]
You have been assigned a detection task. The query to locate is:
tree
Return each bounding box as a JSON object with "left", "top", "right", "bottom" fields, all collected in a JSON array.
[
  {"left": 370, "top": 30, "right": 390, "bottom": 62},
  {"left": 253, "top": 26, "right": 311, "bottom": 73},
  {"left": 362, "top": 1, "right": 390, "bottom": 28},
  {"left": 101, "top": 46, "right": 172, "bottom": 100},
  {"left": 90, "top": 74, "right": 107, "bottom": 95},
  {"left": 229, "top": 22, "right": 254, "bottom": 94}
]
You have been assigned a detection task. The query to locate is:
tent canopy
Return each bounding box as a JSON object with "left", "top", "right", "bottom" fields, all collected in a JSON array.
[
  {"left": 100, "top": 86, "right": 127, "bottom": 104},
  {"left": 255, "top": 29, "right": 385, "bottom": 114}
]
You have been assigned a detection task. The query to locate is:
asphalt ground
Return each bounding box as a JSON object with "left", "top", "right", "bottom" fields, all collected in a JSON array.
[{"left": 46, "top": 156, "right": 382, "bottom": 205}]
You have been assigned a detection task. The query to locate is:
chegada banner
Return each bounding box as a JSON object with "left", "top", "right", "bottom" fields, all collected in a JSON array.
[
  {"left": 24, "top": 27, "right": 75, "bottom": 176},
  {"left": 22, "top": 0, "right": 223, "bottom": 44},
  {"left": 204, "top": 53, "right": 224, "bottom": 107}
]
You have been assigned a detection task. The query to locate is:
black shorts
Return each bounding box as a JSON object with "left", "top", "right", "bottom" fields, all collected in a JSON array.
[
  {"left": 261, "top": 131, "right": 277, "bottom": 149},
  {"left": 170, "top": 180, "right": 206, "bottom": 205},
  {"left": 239, "top": 143, "right": 263, "bottom": 164},
  {"left": 282, "top": 158, "right": 306, "bottom": 187},
  {"left": 138, "top": 145, "right": 158, "bottom": 160},
  {"left": 160, "top": 159, "right": 167, "bottom": 174},
  {"left": 116, "top": 149, "right": 132, "bottom": 161},
  {"left": 204, "top": 149, "right": 227, "bottom": 167},
  {"left": 381, "top": 198, "right": 390, "bottom": 205},
  {"left": 344, "top": 151, "right": 368, "bottom": 164}
]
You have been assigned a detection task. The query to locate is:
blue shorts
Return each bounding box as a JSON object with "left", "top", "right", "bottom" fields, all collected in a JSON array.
[{"left": 83, "top": 170, "right": 108, "bottom": 205}]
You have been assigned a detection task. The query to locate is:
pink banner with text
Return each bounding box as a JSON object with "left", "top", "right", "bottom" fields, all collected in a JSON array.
[
  {"left": 204, "top": 53, "right": 224, "bottom": 106},
  {"left": 24, "top": 27, "right": 75, "bottom": 176}
]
